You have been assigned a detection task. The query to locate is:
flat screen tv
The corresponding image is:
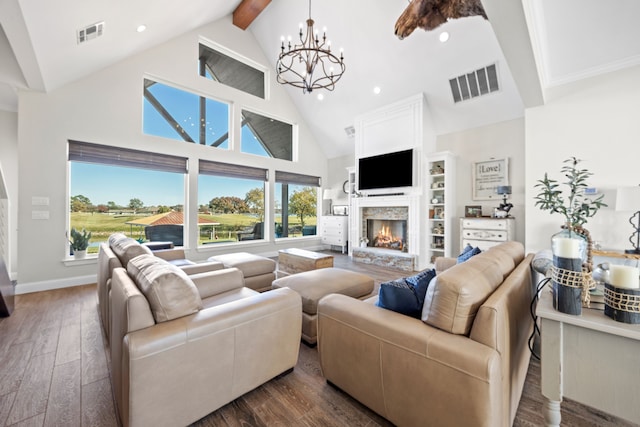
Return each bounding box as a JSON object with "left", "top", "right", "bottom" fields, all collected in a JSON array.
[{"left": 358, "top": 149, "right": 413, "bottom": 191}]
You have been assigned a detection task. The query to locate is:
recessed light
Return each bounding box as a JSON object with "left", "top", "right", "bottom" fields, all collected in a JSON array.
[
  {"left": 137, "top": 25, "right": 147, "bottom": 33},
  {"left": 373, "top": 86, "right": 381, "bottom": 95},
  {"left": 439, "top": 31, "right": 449, "bottom": 43},
  {"left": 317, "top": 93, "right": 324, "bottom": 101}
]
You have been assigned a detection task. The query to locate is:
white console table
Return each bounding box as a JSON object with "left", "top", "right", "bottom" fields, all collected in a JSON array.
[{"left": 536, "top": 288, "right": 640, "bottom": 426}]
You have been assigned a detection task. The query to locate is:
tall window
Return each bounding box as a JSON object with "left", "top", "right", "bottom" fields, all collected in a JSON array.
[
  {"left": 198, "top": 160, "right": 268, "bottom": 245},
  {"left": 143, "top": 79, "right": 230, "bottom": 148},
  {"left": 68, "top": 141, "right": 187, "bottom": 254},
  {"left": 275, "top": 171, "right": 320, "bottom": 238}
]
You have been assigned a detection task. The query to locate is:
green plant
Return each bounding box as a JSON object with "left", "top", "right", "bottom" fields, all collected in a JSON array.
[
  {"left": 534, "top": 157, "right": 607, "bottom": 227},
  {"left": 69, "top": 227, "right": 92, "bottom": 251}
]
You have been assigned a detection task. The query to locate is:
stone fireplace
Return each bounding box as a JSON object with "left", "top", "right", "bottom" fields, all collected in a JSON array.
[
  {"left": 351, "top": 199, "right": 419, "bottom": 271},
  {"left": 362, "top": 207, "right": 408, "bottom": 251}
]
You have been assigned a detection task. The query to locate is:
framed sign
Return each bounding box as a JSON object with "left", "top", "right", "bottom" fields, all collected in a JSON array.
[{"left": 472, "top": 158, "right": 509, "bottom": 200}]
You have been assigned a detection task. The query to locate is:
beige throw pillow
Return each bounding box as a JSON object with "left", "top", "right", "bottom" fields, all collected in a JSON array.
[
  {"left": 110, "top": 237, "right": 152, "bottom": 266},
  {"left": 127, "top": 254, "right": 203, "bottom": 323}
]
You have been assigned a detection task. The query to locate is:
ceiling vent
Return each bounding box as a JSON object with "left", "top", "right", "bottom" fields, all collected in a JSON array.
[
  {"left": 77, "top": 22, "right": 104, "bottom": 44},
  {"left": 344, "top": 126, "right": 355, "bottom": 138},
  {"left": 449, "top": 63, "right": 499, "bottom": 103}
]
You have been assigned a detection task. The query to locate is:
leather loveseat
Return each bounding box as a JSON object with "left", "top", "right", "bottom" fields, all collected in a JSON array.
[
  {"left": 97, "top": 233, "right": 224, "bottom": 338},
  {"left": 110, "top": 253, "right": 302, "bottom": 427},
  {"left": 317, "top": 241, "right": 534, "bottom": 427}
]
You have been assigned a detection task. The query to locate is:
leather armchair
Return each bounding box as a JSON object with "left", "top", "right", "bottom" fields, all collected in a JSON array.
[{"left": 110, "top": 256, "right": 302, "bottom": 427}]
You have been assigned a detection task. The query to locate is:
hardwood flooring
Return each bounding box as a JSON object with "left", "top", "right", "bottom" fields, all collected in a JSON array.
[{"left": 0, "top": 251, "right": 637, "bottom": 426}]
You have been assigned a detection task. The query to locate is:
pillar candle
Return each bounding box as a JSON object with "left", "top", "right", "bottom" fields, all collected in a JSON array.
[
  {"left": 554, "top": 237, "right": 581, "bottom": 259},
  {"left": 609, "top": 265, "right": 640, "bottom": 289}
]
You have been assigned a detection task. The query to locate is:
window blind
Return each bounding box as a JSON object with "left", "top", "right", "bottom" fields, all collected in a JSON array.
[
  {"left": 275, "top": 171, "right": 321, "bottom": 187},
  {"left": 199, "top": 160, "right": 268, "bottom": 181},
  {"left": 68, "top": 140, "right": 188, "bottom": 174}
]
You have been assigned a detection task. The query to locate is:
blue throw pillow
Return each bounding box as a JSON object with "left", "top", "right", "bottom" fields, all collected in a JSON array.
[
  {"left": 457, "top": 246, "right": 481, "bottom": 263},
  {"left": 377, "top": 269, "right": 437, "bottom": 318}
]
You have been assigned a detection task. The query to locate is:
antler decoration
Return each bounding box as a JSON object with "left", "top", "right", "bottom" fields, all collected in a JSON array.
[{"left": 395, "top": 0, "right": 487, "bottom": 40}]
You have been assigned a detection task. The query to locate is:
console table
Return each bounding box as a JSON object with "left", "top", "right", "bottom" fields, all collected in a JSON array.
[{"left": 537, "top": 288, "right": 640, "bottom": 426}]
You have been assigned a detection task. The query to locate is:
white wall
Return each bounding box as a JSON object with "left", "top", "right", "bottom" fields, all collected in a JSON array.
[
  {"left": 15, "top": 16, "right": 328, "bottom": 293},
  {"left": 0, "top": 110, "right": 18, "bottom": 277},
  {"left": 326, "top": 153, "right": 355, "bottom": 208},
  {"left": 437, "top": 118, "right": 525, "bottom": 254},
  {"left": 525, "top": 65, "right": 640, "bottom": 254}
]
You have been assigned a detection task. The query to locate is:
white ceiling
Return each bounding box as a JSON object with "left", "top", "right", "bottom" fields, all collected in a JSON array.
[{"left": 1, "top": 0, "right": 640, "bottom": 158}]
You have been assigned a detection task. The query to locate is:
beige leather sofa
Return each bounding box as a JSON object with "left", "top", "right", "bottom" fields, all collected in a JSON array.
[
  {"left": 110, "top": 253, "right": 302, "bottom": 427},
  {"left": 97, "top": 233, "right": 224, "bottom": 338},
  {"left": 317, "top": 241, "right": 534, "bottom": 427}
]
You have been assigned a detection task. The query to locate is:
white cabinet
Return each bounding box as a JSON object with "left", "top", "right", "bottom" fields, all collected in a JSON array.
[
  {"left": 459, "top": 217, "right": 515, "bottom": 251},
  {"left": 426, "top": 152, "right": 455, "bottom": 264},
  {"left": 321, "top": 216, "right": 348, "bottom": 253}
]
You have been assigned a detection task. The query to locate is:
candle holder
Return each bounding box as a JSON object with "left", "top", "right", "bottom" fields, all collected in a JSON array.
[
  {"left": 551, "top": 227, "right": 587, "bottom": 315},
  {"left": 604, "top": 283, "right": 640, "bottom": 324}
]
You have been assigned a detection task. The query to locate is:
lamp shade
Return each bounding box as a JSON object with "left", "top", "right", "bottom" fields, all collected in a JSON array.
[
  {"left": 615, "top": 186, "right": 640, "bottom": 212},
  {"left": 323, "top": 189, "right": 333, "bottom": 200},
  {"left": 496, "top": 185, "right": 512, "bottom": 195}
]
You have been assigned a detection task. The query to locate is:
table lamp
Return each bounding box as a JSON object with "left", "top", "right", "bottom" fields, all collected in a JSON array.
[
  {"left": 615, "top": 185, "right": 640, "bottom": 254},
  {"left": 496, "top": 185, "right": 513, "bottom": 216}
]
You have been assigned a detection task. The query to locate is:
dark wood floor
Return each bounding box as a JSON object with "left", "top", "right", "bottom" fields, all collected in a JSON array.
[{"left": 0, "top": 251, "right": 637, "bottom": 426}]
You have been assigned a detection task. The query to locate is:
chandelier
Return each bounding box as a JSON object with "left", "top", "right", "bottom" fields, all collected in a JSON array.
[{"left": 276, "top": 0, "right": 345, "bottom": 94}]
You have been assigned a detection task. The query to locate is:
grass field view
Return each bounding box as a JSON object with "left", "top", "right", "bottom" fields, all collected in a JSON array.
[{"left": 71, "top": 212, "right": 317, "bottom": 254}]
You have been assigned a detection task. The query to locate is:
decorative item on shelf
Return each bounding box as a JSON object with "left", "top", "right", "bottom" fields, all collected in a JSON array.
[
  {"left": 276, "top": 0, "right": 345, "bottom": 94},
  {"left": 432, "top": 224, "right": 444, "bottom": 235},
  {"left": 359, "top": 237, "right": 369, "bottom": 248},
  {"left": 465, "top": 206, "right": 482, "bottom": 218},
  {"left": 604, "top": 265, "right": 640, "bottom": 323},
  {"left": 615, "top": 185, "right": 640, "bottom": 254},
  {"left": 68, "top": 227, "right": 92, "bottom": 259},
  {"left": 535, "top": 157, "right": 607, "bottom": 315},
  {"left": 495, "top": 185, "right": 513, "bottom": 217},
  {"left": 430, "top": 164, "right": 444, "bottom": 175}
]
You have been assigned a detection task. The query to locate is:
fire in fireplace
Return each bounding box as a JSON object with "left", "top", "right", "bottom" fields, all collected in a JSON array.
[{"left": 367, "top": 219, "right": 406, "bottom": 251}]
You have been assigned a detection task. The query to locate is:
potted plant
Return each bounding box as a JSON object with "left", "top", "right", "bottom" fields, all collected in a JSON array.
[
  {"left": 534, "top": 157, "right": 607, "bottom": 315},
  {"left": 69, "top": 228, "right": 92, "bottom": 259}
]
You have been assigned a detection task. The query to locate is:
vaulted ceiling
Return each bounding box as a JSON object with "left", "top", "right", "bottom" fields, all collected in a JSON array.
[{"left": 1, "top": 0, "right": 639, "bottom": 158}]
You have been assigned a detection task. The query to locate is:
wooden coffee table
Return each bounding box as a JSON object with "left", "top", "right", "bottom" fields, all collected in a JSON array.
[{"left": 277, "top": 248, "right": 334, "bottom": 277}]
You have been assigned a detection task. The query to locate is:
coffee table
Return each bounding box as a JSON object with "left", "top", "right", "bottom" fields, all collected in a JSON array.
[{"left": 277, "top": 248, "right": 334, "bottom": 277}]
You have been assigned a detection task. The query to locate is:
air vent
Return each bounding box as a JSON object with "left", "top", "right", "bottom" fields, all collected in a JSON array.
[
  {"left": 77, "top": 22, "right": 104, "bottom": 44},
  {"left": 449, "top": 63, "right": 499, "bottom": 103},
  {"left": 344, "top": 126, "right": 355, "bottom": 138}
]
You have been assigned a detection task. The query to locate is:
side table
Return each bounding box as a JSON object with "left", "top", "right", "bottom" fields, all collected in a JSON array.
[
  {"left": 277, "top": 248, "right": 333, "bottom": 277},
  {"left": 537, "top": 288, "right": 640, "bottom": 426}
]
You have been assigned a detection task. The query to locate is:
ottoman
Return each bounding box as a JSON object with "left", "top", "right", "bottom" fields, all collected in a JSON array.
[
  {"left": 272, "top": 268, "right": 374, "bottom": 345},
  {"left": 207, "top": 252, "right": 276, "bottom": 292}
]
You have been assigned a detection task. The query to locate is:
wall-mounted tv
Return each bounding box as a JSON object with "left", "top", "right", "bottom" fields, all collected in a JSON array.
[{"left": 358, "top": 149, "right": 414, "bottom": 191}]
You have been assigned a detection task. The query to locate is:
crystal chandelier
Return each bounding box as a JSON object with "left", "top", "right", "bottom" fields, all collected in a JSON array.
[{"left": 276, "top": 0, "right": 345, "bottom": 94}]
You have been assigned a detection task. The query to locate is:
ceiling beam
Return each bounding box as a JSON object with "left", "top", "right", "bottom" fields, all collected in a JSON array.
[{"left": 233, "top": 0, "right": 271, "bottom": 30}]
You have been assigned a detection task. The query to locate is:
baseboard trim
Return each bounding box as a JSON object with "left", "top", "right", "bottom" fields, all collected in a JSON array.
[{"left": 16, "top": 274, "right": 97, "bottom": 295}]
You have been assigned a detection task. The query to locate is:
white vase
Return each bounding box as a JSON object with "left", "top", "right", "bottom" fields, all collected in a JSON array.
[{"left": 74, "top": 250, "right": 87, "bottom": 259}]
